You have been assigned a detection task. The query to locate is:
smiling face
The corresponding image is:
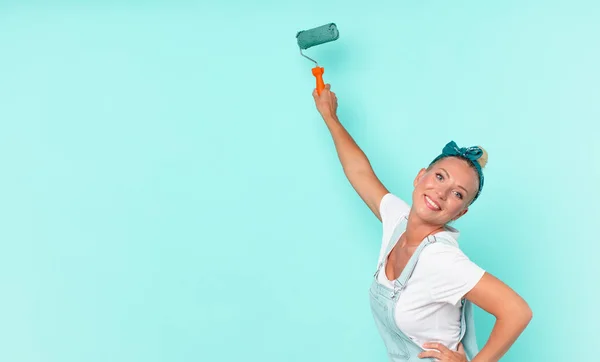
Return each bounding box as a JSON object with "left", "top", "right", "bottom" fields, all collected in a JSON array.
[{"left": 411, "top": 156, "right": 481, "bottom": 226}]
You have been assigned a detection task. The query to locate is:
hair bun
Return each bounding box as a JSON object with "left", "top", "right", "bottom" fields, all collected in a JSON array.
[{"left": 477, "top": 146, "right": 488, "bottom": 168}]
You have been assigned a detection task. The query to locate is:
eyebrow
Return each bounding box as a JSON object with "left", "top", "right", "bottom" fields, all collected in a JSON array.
[{"left": 439, "top": 168, "right": 469, "bottom": 194}]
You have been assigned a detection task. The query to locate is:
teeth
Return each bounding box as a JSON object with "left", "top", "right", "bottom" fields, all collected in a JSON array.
[{"left": 425, "top": 195, "right": 440, "bottom": 210}]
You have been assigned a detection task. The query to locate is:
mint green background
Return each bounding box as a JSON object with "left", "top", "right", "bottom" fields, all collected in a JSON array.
[{"left": 1, "top": 1, "right": 598, "bottom": 361}]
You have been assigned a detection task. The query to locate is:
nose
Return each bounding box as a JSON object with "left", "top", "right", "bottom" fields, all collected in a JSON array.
[
  {"left": 435, "top": 190, "right": 446, "bottom": 201},
  {"left": 436, "top": 186, "right": 451, "bottom": 200}
]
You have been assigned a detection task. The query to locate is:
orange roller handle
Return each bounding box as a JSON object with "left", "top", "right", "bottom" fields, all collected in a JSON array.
[{"left": 312, "top": 66, "right": 325, "bottom": 95}]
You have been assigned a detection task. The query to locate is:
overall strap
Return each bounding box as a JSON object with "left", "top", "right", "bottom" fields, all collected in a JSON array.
[
  {"left": 393, "top": 234, "right": 437, "bottom": 291},
  {"left": 374, "top": 216, "right": 408, "bottom": 279},
  {"left": 383, "top": 216, "right": 408, "bottom": 258},
  {"left": 461, "top": 299, "right": 479, "bottom": 360}
]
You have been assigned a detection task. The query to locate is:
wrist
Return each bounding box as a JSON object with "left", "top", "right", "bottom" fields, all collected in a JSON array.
[
  {"left": 471, "top": 356, "right": 497, "bottom": 362},
  {"left": 322, "top": 114, "right": 339, "bottom": 124}
]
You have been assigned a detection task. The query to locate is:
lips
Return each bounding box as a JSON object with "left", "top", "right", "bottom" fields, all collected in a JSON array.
[{"left": 424, "top": 195, "right": 441, "bottom": 211}]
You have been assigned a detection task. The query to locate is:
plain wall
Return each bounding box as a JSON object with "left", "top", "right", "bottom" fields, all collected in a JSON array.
[{"left": 1, "top": 1, "right": 598, "bottom": 361}]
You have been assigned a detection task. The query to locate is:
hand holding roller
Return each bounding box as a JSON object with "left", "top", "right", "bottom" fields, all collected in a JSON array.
[
  {"left": 312, "top": 67, "right": 325, "bottom": 94},
  {"left": 296, "top": 23, "right": 339, "bottom": 95}
]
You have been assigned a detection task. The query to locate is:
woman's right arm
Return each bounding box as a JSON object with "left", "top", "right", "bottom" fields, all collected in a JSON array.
[{"left": 313, "top": 84, "right": 389, "bottom": 221}]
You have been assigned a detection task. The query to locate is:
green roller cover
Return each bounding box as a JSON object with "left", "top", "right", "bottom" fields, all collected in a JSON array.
[{"left": 296, "top": 23, "right": 339, "bottom": 50}]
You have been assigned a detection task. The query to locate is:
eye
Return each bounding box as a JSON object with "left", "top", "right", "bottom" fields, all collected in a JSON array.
[
  {"left": 436, "top": 173, "right": 443, "bottom": 181},
  {"left": 454, "top": 191, "right": 463, "bottom": 199}
]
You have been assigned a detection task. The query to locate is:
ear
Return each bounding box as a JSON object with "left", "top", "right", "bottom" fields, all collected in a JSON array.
[
  {"left": 452, "top": 208, "right": 469, "bottom": 221},
  {"left": 413, "top": 168, "right": 427, "bottom": 187}
]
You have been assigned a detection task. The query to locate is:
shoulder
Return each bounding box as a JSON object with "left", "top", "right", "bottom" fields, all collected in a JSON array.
[
  {"left": 418, "top": 235, "right": 486, "bottom": 304},
  {"left": 420, "top": 236, "right": 475, "bottom": 267},
  {"left": 419, "top": 235, "right": 485, "bottom": 281},
  {"left": 422, "top": 237, "right": 462, "bottom": 258},
  {"left": 379, "top": 193, "right": 410, "bottom": 224}
]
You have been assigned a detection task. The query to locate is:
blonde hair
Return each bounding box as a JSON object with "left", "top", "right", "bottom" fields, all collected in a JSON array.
[{"left": 476, "top": 146, "right": 488, "bottom": 169}]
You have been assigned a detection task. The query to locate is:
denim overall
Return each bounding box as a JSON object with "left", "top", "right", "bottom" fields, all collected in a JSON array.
[{"left": 369, "top": 216, "right": 479, "bottom": 361}]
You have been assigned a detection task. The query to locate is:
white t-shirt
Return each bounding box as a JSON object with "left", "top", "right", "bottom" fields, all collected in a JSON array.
[{"left": 376, "top": 193, "right": 485, "bottom": 351}]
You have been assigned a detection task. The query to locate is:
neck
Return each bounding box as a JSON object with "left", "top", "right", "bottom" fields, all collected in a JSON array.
[{"left": 404, "top": 209, "right": 445, "bottom": 247}]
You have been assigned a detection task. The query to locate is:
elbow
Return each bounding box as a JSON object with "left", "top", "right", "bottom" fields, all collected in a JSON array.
[
  {"left": 343, "top": 161, "right": 373, "bottom": 176},
  {"left": 523, "top": 303, "right": 533, "bottom": 325},
  {"left": 519, "top": 295, "right": 533, "bottom": 322},
  {"left": 510, "top": 299, "right": 533, "bottom": 329},
  {"left": 495, "top": 297, "right": 533, "bottom": 330}
]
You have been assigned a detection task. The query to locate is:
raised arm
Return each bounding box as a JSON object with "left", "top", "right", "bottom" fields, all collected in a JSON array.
[{"left": 313, "top": 84, "right": 389, "bottom": 221}]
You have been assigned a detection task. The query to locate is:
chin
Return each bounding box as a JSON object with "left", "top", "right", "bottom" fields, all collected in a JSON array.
[{"left": 414, "top": 205, "right": 443, "bottom": 225}]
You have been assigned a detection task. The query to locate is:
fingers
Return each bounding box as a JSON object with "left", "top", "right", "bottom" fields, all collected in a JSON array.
[
  {"left": 312, "top": 84, "right": 336, "bottom": 98},
  {"left": 419, "top": 342, "right": 452, "bottom": 360},
  {"left": 419, "top": 342, "right": 468, "bottom": 361},
  {"left": 315, "top": 84, "right": 332, "bottom": 92},
  {"left": 417, "top": 350, "right": 442, "bottom": 359},
  {"left": 423, "top": 342, "right": 450, "bottom": 353}
]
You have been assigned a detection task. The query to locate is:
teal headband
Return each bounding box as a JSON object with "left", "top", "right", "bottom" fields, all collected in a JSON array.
[{"left": 429, "top": 141, "right": 485, "bottom": 203}]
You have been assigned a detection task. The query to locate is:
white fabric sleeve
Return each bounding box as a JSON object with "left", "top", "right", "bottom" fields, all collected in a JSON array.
[
  {"left": 379, "top": 193, "right": 410, "bottom": 228},
  {"left": 420, "top": 243, "right": 486, "bottom": 305},
  {"left": 377, "top": 193, "right": 411, "bottom": 264}
]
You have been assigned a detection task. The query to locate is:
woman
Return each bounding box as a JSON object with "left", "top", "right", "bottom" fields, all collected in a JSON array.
[{"left": 313, "top": 84, "right": 532, "bottom": 362}]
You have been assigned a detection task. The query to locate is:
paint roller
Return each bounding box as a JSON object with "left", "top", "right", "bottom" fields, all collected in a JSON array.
[{"left": 296, "top": 23, "right": 339, "bottom": 95}]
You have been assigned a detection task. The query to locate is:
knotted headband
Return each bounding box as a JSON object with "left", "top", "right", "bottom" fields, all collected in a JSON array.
[{"left": 429, "top": 141, "right": 485, "bottom": 203}]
